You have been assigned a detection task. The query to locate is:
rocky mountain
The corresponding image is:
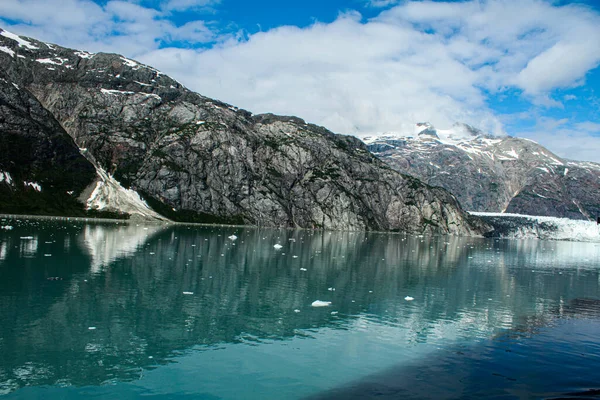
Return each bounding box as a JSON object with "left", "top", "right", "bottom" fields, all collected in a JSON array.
[
  {"left": 0, "top": 29, "right": 486, "bottom": 234},
  {"left": 364, "top": 123, "right": 600, "bottom": 221}
]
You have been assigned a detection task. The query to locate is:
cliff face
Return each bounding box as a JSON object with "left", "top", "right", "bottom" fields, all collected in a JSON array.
[
  {"left": 0, "top": 28, "right": 486, "bottom": 234},
  {"left": 365, "top": 123, "right": 600, "bottom": 221},
  {"left": 0, "top": 68, "right": 97, "bottom": 216}
]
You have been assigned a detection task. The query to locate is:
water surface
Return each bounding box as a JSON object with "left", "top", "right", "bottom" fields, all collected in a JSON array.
[{"left": 1, "top": 218, "right": 599, "bottom": 399}]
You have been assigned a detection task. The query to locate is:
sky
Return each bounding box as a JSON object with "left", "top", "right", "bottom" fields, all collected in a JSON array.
[{"left": 1, "top": 0, "right": 600, "bottom": 162}]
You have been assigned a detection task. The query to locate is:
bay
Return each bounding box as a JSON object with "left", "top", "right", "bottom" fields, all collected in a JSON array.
[{"left": 0, "top": 218, "right": 599, "bottom": 399}]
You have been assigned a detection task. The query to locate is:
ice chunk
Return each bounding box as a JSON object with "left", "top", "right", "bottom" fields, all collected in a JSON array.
[
  {"left": 183, "top": 292, "right": 194, "bottom": 295},
  {"left": 311, "top": 300, "right": 332, "bottom": 307},
  {"left": 228, "top": 235, "right": 238, "bottom": 241},
  {"left": 404, "top": 296, "right": 414, "bottom": 301},
  {"left": 273, "top": 244, "right": 283, "bottom": 249}
]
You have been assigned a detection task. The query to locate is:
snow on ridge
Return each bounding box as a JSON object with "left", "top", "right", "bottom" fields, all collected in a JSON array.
[
  {"left": 86, "top": 166, "right": 166, "bottom": 220},
  {"left": 0, "top": 30, "right": 38, "bottom": 50},
  {"left": 120, "top": 56, "right": 138, "bottom": 68},
  {"left": 75, "top": 51, "right": 94, "bottom": 59},
  {"left": 470, "top": 211, "right": 600, "bottom": 243}
]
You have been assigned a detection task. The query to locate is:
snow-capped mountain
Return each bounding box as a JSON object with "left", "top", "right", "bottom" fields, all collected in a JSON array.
[{"left": 364, "top": 123, "right": 600, "bottom": 221}]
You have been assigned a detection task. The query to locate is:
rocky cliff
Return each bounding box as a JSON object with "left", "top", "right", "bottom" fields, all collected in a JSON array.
[
  {"left": 0, "top": 29, "right": 485, "bottom": 234},
  {"left": 365, "top": 123, "right": 600, "bottom": 221}
]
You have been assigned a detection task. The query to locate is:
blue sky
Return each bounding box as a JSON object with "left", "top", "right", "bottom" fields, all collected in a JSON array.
[{"left": 1, "top": 0, "right": 600, "bottom": 162}]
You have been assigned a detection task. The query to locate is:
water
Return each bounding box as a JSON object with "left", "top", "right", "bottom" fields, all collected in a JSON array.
[{"left": 0, "top": 218, "right": 599, "bottom": 399}]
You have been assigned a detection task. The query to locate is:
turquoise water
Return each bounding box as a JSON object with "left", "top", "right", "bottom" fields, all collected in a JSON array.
[{"left": 1, "top": 218, "right": 599, "bottom": 399}]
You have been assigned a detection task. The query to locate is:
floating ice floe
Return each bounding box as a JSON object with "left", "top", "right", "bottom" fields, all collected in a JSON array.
[
  {"left": 228, "top": 235, "right": 238, "bottom": 241},
  {"left": 273, "top": 244, "right": 283, "bottom": 249},
  {"left": 183, "top": 292, "right": 194, "bottom": 295},
  {"left": 404, "top": 296, "right": 414, "bottom": 301},
  {"left": 88, "top": 327, "right": 96, "bottom": 330},
  {"left": 300, "top": 268, "right": 307, "bottom": 271},
  {"left": 311, "top": 300, "right": 332, "bottom": 307},
  {"left": 20, "top": 236, "right": 34, "bottom": 240}
]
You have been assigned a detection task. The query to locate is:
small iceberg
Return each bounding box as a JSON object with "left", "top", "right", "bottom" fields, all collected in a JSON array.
[
  {"left": 311, "top": 300, "right": 332, "bottom": 307},
  {"left": 404, "top": 296, "right": 414, "bottom": 301},
  {"left": 273, "top": 244, "right": 283, "bottom": 249},
  {"left": 228, "top": 235, "right": 238, "bottom": 241},
  {"left": 183, "top": 292, "right": 194, "bottom": 295}
]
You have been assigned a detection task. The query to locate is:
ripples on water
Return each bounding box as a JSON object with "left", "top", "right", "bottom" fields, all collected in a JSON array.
[{"left": 0, "top": 217, "right": 599, "bottom": 399}]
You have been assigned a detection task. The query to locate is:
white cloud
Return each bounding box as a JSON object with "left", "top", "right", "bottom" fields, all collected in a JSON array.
[
  {"left": 564, "top": 94, "right": 578, "bottom": 101},
  {"left": 575, "top": 121, "right": 600, "bottom": 133},
  {"left": 0, "top": 0, "right": 218, "bottom": 56},
  {"left": 1, "top": 0, "right": 600, "bottom": 161},
  {"left": 522, "top": 128, "right": 600, "bottom": 163},
  {"left": 162, "top": 0, "right": 221, "bottom": 11},
  {"left": 366, "top": 0, "right": 400, "bottom": 8}
]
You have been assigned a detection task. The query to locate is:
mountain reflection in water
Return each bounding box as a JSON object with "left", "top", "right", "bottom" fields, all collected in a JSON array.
[
  {"left": 308, "top": 298, "right": 600, "bottom": 400},
  {"left": 0, "top": 219, "right": 599, "bottom": 398}
]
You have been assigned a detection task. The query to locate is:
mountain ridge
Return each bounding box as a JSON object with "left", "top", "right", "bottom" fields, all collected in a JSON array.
[
  {"left": 0, "top": 28, "right": 486, "bottom": 235},
  {"left": 364, "top": 123, "right": 600, "bottom": 220}
]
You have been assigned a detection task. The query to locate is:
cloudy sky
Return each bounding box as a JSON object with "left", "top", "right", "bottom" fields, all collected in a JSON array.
[{"left": 1, "top": 0, "right": 600, "bottom": 162}]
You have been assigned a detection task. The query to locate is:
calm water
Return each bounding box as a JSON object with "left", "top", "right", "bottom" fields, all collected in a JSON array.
[{"left": 1, "top": 218, "right": 600, "bottom": 399}]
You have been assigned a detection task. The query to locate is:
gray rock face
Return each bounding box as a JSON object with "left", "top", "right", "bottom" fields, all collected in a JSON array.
[
  {"left": 0, "top": 29, "right": 487, "bottom": 234},
  {"left": 365, "top": 123, "right": 600, "bottom": 221}
]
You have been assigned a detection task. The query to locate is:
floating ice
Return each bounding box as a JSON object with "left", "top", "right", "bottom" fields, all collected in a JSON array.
[
  {"left": 88, "top": 327, "right": 96, "bottom": 330},
  {"left": 228, "top": 235, "right": 238, "bottom": 241},
  {"left": 300, "top": 268, "right": 307, "bottom": 271},
  {"left": 273, "top": 244, "right": 283, "bottom": 249},
  {"left": 183, "top": 292, "right": 194, "bottom": 295},
  {"left": 20, "top": 236, "right": 34, "bottom": 240},
  {"left": 404, "top": 296, "right": 414, "bottom": 301},
  {"left": 311, "top": 300, "right": 332, "bottom": 307}
]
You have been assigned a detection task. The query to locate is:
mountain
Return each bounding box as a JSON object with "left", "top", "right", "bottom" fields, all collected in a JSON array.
[
  {"left": 0, "top": 29, "right": 486, "bottom": 234},
  {"left": 364, "top": 123, "right": 600, "bottom": 221}
]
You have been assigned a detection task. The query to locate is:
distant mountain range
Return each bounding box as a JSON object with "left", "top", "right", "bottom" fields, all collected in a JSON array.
[
  {"left": 0, "top": 28, "right": 484, "bottom": 235},
  {"left": 364, "top": 123, "right": 600, "bottom": 221}
]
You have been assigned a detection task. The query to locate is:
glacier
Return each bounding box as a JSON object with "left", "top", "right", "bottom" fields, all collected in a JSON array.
[{"left": 471, "top": 212, "right": 600, "bottom": 243}]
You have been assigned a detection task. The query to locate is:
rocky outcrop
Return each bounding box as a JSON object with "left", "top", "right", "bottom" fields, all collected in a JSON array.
[
  {"left": 0, "top": 28, "right": 487, "bottom": 234},
  {"left": 365, "top": 123, "right": 600, "bottom": 221}
]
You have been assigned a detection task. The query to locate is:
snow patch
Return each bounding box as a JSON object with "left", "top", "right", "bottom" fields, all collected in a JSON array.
[
  {"left": 0, "top": 171, "right": 13, "bottom": 185},
  {"left": 101, "top": 88, "right": 135, "bottom": 96},
  {"left": 74, "top": 51, "right": 94, "bottom": 59},
  {"left": 24, "top": 181, "right": 41, "bottom": 192},
  {"left": 0, "top": 45, "right": 15, "bottom": 57},
  {"left": 35, "top": 58, "right": 63, "bottom": 65},
  {"left": 120, "top": 56, "right": 138, "bottom": 68}
]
